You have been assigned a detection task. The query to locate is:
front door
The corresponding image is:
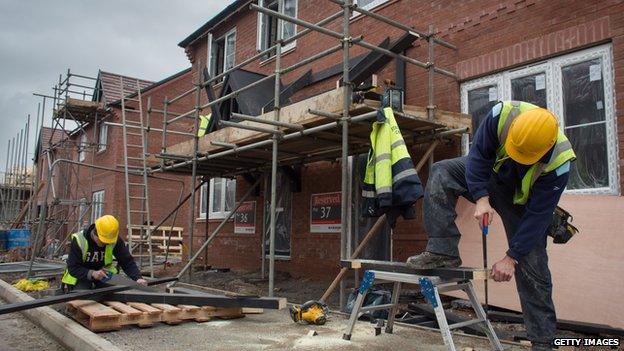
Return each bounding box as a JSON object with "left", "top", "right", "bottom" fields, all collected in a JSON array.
[{"left": 264, "top": 170, "right": 292, "bottom": 258}]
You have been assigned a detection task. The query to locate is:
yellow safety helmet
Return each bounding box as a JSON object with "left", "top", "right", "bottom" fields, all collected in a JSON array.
[
  {"left": 94, "top": 215, "right": 119, "bottom": 244},
  {"left": 505, "top": 108, "right": 559, "bottom": 165}
]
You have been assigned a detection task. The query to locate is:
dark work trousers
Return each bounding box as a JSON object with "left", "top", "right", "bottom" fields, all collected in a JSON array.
[{"left": 423, "top": 156, "right": 556, "bottom": 347}]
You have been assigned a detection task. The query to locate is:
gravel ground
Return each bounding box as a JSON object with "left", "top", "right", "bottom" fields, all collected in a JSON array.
[{"left": 0, "top": 299, "right": 66, "bottom": 351}]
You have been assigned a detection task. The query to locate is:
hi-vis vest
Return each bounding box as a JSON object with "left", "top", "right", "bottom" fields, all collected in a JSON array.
[
  {"left": 362, "top": 107, "right": 422, "bottom": 214},
  {"left": 61, "top": 231, "right": 117, "bottom": 285},
  {"left": 197, "top": 114, "right": 212, "bottom": 137},
  {"left": 493, "top": 101, "right": 576, "bottom": 205}
]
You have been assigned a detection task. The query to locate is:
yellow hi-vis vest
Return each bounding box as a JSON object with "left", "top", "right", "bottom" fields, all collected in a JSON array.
[
  {"left": 362, "top": 107, "right": 421, "bottom": 212},
  {"left": 197, "top": 114, "right": 212, "bottom": 137},
  {"left": 493, "top": 101, "right": 576, "bottom": 205},
  {"left": 61, "top": 231, "right": 117, "bottom": 285}
]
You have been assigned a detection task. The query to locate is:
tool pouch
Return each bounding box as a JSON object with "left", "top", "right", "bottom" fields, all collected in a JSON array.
[{"left": 547, "top": 206, "right": 578, "bottom": 244}]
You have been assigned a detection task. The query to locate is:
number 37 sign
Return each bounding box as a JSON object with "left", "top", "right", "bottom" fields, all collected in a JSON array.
[{"left": 310, "top": 192, "right": 341, "bottom": 233}]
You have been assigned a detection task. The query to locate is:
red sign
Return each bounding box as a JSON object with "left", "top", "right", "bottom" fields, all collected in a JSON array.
[
  {"left": 234, "top": 201, "right": 256, "bottom": 234},
  {"left": 310, "top": 192, "right": 341, "bottom": 233}
]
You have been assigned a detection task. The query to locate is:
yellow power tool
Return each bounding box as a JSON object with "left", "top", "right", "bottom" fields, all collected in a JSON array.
[{"left": 289, "top": 300, "right": 328, "bottom": 325}]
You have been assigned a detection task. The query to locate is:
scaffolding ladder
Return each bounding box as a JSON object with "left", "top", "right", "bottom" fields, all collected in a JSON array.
[{"left": 119, "top": 77, "right": 154, "bottom": 277}]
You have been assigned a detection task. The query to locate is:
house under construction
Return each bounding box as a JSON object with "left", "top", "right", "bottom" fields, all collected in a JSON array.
[{"left": 2, "top": 1, "right": 624, "bottom": 347}]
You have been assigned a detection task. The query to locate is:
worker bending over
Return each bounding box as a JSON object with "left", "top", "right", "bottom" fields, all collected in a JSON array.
[
  {"left": 407, "top": 101, "right": 575, "bottom": 350},
  {"left": 61, "top": 215, "right": 147, "bottom": 291}
]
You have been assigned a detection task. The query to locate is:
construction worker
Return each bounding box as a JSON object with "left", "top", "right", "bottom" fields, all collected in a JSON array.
[
  {"left": 406, "top": 101, "right": 575, "bottom": 350},
  {"left": 61, "top": 215, "right": 147, "bottom": 291}
]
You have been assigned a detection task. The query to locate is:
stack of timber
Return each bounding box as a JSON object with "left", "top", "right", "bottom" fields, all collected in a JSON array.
[{"left": 66, "top": 300, "right": 263, "bottom": 332}]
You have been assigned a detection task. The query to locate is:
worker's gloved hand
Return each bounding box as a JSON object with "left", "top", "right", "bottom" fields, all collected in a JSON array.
[
  {"left": 91, "top": 269, "right": 108, "bottom": 281},
  {"left": 474, "top": 196, "right": 495, "bottom": 229},
  {"left": 136, "top": 279, "right": 148, "bottom": 286},
  {"left": 491, "top": 255, "right": 516, "bottom": 282}
]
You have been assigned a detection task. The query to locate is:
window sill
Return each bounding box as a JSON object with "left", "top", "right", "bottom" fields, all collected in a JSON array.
[
  {"left": 259, "top": 45, "right": 297, "bottom": 67},
  {"left": 196, "top": 216, "right": 234, "bottom": 222},
  {"left": 97, "top": 148, "right": 107, "bottom": 155}
]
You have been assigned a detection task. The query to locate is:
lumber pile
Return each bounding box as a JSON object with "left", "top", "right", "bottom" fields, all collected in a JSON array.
[{"left": 66, "top": 299, "right": 262, "bottom": 332}]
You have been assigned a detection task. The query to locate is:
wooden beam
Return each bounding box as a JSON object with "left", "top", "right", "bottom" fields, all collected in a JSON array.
[
  {"left": 103, "top": 291, "right": 287, "bottom": 310},
  {"left": 341, "top": 259, "right": 489, "bottom": 280},
  {"left": 0, "top": 277, "right": 177, "bottom": 315}
]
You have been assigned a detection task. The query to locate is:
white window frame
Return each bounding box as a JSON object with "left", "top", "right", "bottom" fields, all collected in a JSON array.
[
  {"left": 98, "top": 122, "right": 107, "bottom": 152},
  {"left": 207, "top": 28, "right": 236, "bottom": 81},
  {"left": 257, "top": 0, "right": 298, "bottom": 55},
  {"left": 353, "top": 0, "right": 390, "bottom": 12},
  {"left": 78, "top": 133, "right": 87, "bottom": 161},
  {"left": 91, "top": 190, "right": 104, "bottom": 222},
  {"left": 199, "top": 178, "right": 237, "bottom": 220},
  {"left": 460, "top": 44, "right": 618, "bottom": 195}
]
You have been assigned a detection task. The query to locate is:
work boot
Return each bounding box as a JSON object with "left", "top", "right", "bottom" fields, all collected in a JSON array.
[{"left": 405, "top": 251, "right": 462, "bottom": 269}]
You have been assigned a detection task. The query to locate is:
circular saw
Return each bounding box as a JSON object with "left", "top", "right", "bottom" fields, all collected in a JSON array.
[{"left": 289, "top": 300, "right": 328, "bottom": 325}]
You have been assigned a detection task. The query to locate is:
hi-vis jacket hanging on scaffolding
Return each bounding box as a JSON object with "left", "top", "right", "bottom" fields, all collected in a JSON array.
[{"left": 362, "top": 107, "right": 423, "bottom": 225}]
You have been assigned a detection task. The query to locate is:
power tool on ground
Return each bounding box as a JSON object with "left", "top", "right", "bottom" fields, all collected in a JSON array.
[{"left": 289, "top": 300, "right": 328, "bottom": 325}]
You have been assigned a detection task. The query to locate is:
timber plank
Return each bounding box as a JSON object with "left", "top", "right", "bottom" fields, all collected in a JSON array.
[
  {"left": 151, "top": 303, "right": 183, "bottom": 324},
  {"left": 66, "top": 300, "right": 121, "bottom": 332},
  {"left": 342, "top": 259, "right": 489, "bottom": 280},
  {"left": 104, "top": 301, "right": 153, "bottom": 327}
]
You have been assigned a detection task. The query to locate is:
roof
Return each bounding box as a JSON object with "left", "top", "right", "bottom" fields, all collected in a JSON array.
[
  {"left": 108, "top": 67, "right": 193, "bottom": 107},
  {"left": 94, "top": 71, "right": 154, "bottom": 105},
  {"left": 178, "top": 0, "right": 251, "bottom": 48},
  {"left": 34, "top": 127, "right": 69, "bottom": 162}
]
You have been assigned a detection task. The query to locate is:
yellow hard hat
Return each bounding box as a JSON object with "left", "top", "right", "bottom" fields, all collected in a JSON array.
[
  {"left": 504, "top": 108, "right": 559, "bottom": 165},
  {"left": 94, "top": 215, "right": 119, "bottom": 244}
]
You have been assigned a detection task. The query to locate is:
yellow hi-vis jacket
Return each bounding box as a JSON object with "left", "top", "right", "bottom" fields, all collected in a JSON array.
[
  {"left": 362, "top": 107, "right": 423, "bottom": 217},
  {"left": 493, "top": 101, "right": 576, "bottom": 205},
  {"left": 61, "top": 231, "right": 117, "bottom": 285}
]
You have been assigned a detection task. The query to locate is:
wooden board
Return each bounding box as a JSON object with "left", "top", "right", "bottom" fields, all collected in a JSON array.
[
  {"left": 66, "top": 300, "right": 251, "bottom": 332},
  {"left": 454, "top": 195, "right": 624, "bottom": 330},
  {"left": 341, "top": 259, "right": 489, "bottom": 280}
]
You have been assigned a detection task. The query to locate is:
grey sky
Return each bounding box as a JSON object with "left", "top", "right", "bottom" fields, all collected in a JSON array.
[{"left": 0, "top": 0, "right": 236, "bottom": 173}]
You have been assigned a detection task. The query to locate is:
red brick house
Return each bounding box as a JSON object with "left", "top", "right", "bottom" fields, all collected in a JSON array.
[{"left": 169, "top": 0, "right": 624, "bottom": 328}]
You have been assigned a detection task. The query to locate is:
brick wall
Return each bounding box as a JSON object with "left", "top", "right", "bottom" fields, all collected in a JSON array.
[{"left": 179, "top": 0, "right": 624, "bottom": 280}]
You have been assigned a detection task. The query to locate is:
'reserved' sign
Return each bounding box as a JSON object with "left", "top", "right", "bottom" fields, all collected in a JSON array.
[
  {"left": 234, "top": 201, "right": 256, "bottom": 234},
  {"left": 310, "top": 192, "right": 341, "bottom": 233}
]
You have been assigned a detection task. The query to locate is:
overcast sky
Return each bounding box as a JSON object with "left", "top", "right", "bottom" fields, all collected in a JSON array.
[{"left": 0, "top": 0, "right": 235, "bottom": 173}]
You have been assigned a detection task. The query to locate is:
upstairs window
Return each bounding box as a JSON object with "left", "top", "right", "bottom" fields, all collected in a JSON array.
[
  {"left": 78, "top": 133, "right": 87, "bottom": 162},
  {"left": 257, "top": 0, "right": 297, "bottom": 57},
  {"left": 207, "top": 28, "right": 236, "bottom": 81},
  {"left": 98, "top": 122, "right": 108, "bottom": 152}
]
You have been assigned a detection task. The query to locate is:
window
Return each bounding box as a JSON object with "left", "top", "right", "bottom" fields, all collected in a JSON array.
[
  {"left": 91, "top": 190, "right": 104, "bottom": 222},
  {"left": 78, "top": 198, "right": 88, "bottom": 226},
  {"left": 98, "top": 122, "right": 107, "bottom": 152},
  {"left": 354, "top": 0, "right": 389, "bottom": 11},
  {"left": 78, "top": 133, "right": 87, "bottom": 161},
  {"left": 207, "top": 28, "right": 236, "bottom": 81},
  {"left": 257, "top": 0, "right": 297, "bottom": 56},
  {"left": 461, "top": 44, "right": 617, "bottom": 194},
  {"left": 199, "top": 178, "right": 236, "bottom": 219}
]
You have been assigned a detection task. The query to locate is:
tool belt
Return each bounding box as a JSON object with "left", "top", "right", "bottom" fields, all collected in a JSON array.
[{"left": 547, "top": 206, "right": 578, "bottom": 244}]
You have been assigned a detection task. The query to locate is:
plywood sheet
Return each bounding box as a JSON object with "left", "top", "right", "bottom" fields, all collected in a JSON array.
[{"left": 453, "top": 195, "right": 624, "bottom": 330}]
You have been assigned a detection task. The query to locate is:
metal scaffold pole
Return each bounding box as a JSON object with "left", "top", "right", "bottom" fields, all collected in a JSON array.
[
  {"left": 339, "top": 0, "right": 352, "bottom": 311},
  {"left": 268, "top": 0, "right": 284, "bottom": 298}
]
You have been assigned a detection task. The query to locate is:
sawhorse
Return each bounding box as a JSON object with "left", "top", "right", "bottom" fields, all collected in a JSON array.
[{"left": 343, "top": 270, "right": 503, "bottom": 351}]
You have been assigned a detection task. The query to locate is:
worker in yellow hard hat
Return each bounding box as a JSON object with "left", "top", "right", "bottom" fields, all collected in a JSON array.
[
  {"left": 61, "top": 215, "right": 147, "bottom": 291},
  {"left": 406, "top": 101, "right": 575, "bottom": 350}
]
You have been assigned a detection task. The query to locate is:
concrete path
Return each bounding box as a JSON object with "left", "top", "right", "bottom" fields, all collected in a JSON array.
[{"left": 103, "top": 309, "right": 528, "bottom": 351}]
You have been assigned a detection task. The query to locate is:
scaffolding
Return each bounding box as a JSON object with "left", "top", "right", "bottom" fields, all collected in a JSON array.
[
  {"left": 25, "top": 70, "right": 190, "bottom": 277},
  {"left": 143, "top": 0, "right": 467, "bottom": 309},
  {"left": 18, "top": 1, "right": 469, "bottom": 310}
]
